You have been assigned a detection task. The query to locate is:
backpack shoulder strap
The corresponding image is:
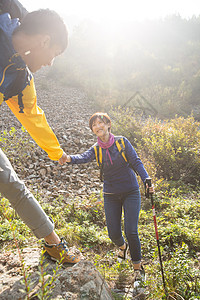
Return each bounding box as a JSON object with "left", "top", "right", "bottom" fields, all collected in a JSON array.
[
  {"left": 115, "top": 136, "right": 139, "bottom": 175},
  {"left": 115, "top": 136, "right": 128, "bottom": 163},
  {"left": 93, "top": 144, "right": 103, "bottom": 181},
  {"left": 93, "top": 144, "right": 102, "bottom": 167}
]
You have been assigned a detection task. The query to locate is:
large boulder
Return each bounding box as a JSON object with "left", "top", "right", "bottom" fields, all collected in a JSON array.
[{"left": 0, "top": 248, "right": 113, "bottom": 300}]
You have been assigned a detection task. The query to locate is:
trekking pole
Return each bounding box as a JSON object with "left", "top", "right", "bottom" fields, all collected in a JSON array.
[{"left": 145, "top": 178, "right": 167, "bottom": 296}]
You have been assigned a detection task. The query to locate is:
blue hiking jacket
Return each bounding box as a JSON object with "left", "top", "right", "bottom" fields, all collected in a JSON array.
[
  {"left": 0, "top": 13, "right": 32, "bottom": 105},
  {"left": 70, "top": 136, "right": 149, "bottom": 194}
]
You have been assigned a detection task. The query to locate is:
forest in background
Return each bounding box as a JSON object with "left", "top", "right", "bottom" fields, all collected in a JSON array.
[{"left": 49, "top": 14, "right": 200, "bottom": 120}]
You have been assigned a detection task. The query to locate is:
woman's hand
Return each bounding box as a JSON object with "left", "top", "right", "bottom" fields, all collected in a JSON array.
[
  {"left": 58, "top": 152, "right": 71, "bottom": 165},
  {"left": 66, "top": 155, "right": 72, "bottom": 163},
  {"left": 145, "top": 183, "right": 155, "bottom": 194},
  {"left": 149, "top": 185, "right": 155, "bottom": 194}
]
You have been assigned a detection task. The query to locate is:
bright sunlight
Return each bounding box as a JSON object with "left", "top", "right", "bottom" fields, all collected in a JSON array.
[{"left": 20, "top": 0, "right": 200, "bottom": 24}]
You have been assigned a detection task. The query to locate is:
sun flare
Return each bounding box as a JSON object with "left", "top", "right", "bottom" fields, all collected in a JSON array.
[{"left": 21, "top": 0, "right": 200, "bottom": 25}]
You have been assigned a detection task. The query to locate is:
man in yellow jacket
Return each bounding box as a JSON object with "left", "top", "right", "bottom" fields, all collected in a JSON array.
[{"left": 0, "top": 3, "right": 80, "bottom": 264}]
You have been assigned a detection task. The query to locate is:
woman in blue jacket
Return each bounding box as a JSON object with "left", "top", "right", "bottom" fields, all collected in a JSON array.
[{"left": 66, "top": 112, "right": 154, "bottom": 288}]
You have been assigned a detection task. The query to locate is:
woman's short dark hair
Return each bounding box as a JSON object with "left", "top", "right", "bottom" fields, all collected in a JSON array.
[
  {"left": 89, "top": 112, "right": 111, "bottom": 132},
  {"left": 14, "top": 9, "right": 68, "bottom": 51}
]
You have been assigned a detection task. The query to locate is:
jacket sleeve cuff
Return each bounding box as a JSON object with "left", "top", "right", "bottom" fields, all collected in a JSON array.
[
  {"left": 69, "top": 155, "right": 75, "bottom": 164},
  {"left": 48, "top": 148, "right": 63, "bottom": 161}
]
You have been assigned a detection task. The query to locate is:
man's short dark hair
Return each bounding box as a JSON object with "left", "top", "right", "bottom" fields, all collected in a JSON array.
[{"left": 14, "top": 9, "right": 68, "bottom": 51}]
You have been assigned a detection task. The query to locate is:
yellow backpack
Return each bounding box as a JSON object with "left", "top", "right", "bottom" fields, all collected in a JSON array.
[{"left": 93, "top": 136, "right": 138, "bottom": 181}]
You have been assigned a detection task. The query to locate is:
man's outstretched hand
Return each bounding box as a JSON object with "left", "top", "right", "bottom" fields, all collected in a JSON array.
[
  {"left": 58, "top": 152, "right": 72, "bottom": 165},
  {"left": 58, "top": 152, "right": 68, "bottom": 165}
]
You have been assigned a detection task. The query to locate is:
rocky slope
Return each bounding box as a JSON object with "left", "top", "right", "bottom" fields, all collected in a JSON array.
[{"left": 0, "top": 69, "right": 102, "bottom": 202}]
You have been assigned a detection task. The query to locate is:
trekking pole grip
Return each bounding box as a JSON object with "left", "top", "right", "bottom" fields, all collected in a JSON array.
[{"left": 145, "top": 177, "right": 152, "bottom": 199}]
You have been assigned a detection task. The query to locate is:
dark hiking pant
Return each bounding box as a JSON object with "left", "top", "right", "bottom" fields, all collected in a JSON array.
[{"left": 104, "top": 189, "right": 141, "bottom": 264}]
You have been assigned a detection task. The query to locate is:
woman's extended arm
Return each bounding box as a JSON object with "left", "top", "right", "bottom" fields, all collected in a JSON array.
[{"left": 68, "top": 146, "right": 96, "bottom": 164}]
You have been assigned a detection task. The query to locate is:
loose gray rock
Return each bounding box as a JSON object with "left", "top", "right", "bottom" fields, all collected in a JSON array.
[
  {"left": 0, "top": 68, "right": 101, "bottom": 200},
  {"left": 0, "top": 248, "right": 113, "bottom": 300}
]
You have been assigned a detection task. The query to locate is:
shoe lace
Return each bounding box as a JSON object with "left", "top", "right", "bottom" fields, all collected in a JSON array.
[{"left": 57, "top": 238, "right": 75, "bottom": 259}]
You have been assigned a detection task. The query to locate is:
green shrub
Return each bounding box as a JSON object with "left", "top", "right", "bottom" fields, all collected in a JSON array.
[
  {"left": 140, "top": 115, "right": 200, "bottom": 185},
  {"left": 111, "top": 110, "right": 200, "bottom": 186},
  {"left": 165, "top": 243, "right": 200, "bottom": 299}
]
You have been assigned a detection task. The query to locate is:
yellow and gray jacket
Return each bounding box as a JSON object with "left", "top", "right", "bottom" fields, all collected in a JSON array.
[{"left": 0, "top": 13, "right": 63, "bottom": 160}]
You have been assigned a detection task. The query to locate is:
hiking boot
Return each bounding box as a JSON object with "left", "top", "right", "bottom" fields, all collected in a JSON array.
[
  {"left": 133, "top": 265, "right": 146, "bottom": 292},
  {"left": 118, "top": 242, "right": 129, "bottom": 260},
  {"left": 44, "top": 238, "right": 81, "bottom": 264}
]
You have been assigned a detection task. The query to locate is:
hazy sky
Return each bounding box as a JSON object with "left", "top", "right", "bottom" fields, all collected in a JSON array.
[{"left": 19, "top": 0, "right": 200, "bottom": 23}]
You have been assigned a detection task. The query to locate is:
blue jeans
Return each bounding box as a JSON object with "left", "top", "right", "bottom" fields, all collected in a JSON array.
[{"left": 104, "top": 189, "right": 141, "bottom": 264}]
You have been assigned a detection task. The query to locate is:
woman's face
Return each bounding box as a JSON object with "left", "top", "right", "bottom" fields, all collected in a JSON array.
[{"left": 92, "top": 117, "right": 110, "bottom": 138}]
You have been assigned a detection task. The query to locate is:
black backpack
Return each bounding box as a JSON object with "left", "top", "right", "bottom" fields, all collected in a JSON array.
[
  {"left": 0, "top": 0, "right": 28, "bottom": 21},
  {"left": 0, "top": 0, "right": 29, "bottom": 113}
]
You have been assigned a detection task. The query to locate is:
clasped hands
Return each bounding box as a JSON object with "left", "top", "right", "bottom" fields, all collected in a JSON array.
[{"left": 58, "top": 152, "right": 71, "bottom": 165}]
